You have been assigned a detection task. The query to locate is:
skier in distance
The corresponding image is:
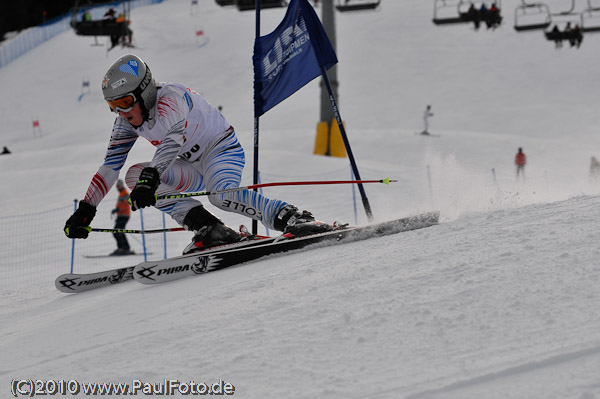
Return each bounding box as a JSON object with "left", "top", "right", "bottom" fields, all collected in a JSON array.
[{"left": 421, "top": 105, "right": 434, "bottom": 135}]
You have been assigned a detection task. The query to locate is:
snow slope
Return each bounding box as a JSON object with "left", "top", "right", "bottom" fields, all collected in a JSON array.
[{"left": 1, "top": 0, "right": 600, "bottom": 398}]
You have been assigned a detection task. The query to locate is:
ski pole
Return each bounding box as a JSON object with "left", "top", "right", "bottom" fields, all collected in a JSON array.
[
  {"left": 88, "top": 227, "right": 186, "bottom": 234},
  {"left": 156, "top": 178, "right": 397, "bottom": 201},
  {"left": 91, "top": 179, "right": 397, "bottom": 234}
]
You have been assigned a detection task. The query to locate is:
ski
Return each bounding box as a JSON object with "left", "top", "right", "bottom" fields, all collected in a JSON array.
[
  {"left": 55, "top": 236, "right": 272, "bottom": 293},
  {"left": 55, "top": 266, "right": 136, "bottom": 293},
  {"left": 133, "top": 211, "right": 439, "bottom": 286}
]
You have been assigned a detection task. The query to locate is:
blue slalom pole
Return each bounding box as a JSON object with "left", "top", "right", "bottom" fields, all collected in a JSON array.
[
  {"left": 350, "top": 167, "right": 358, "bottom": 225},
  {"left": 140, "top": 209, "right": 148, "bottom": 262},
  {"left": 70, "top": 199, "right": 77, "bottom": 273},
  {"left": 257, "top": 170, "right": 269, "bottom": 236},
  {"left": 252, "top": 0, "right": 262, "bottom": 235},
  {"left": 162, "top": 212, "right": 167, "bottom": 259}
]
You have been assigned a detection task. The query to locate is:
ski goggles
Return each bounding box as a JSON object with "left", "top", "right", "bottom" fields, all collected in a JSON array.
[{"left": 106, "top": 94, "right": 137, "bottom": 113}]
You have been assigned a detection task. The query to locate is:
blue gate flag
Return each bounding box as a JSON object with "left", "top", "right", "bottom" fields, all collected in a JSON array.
[{"left": 253, "top": 0, "right": 338, "bottom": 117}]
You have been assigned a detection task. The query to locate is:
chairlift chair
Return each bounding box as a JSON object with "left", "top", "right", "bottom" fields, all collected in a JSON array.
[
  {"left": 335, "top": 0, "right": 381, "bottom": 12},
  {"left": 432, "top": 0, "right": 470, "bottom": 25},
  {"left": 214, "top": 0, "right": 235, "bottom": 5},
  {"left": 514, "top": 0, "right": 551, "bottom": 31},
  {"left": 545, "top": 21, "right": 583, "bottom": 43},
  {"left": 581, "top": 0, "right": 600, "bottom": 32},
  {"left": 70, "top": 0, "right": 131, "bottom": 46},
  {"left": 544, "top": 1, "right": 583, "bottom": 42},
  {"left": 461, "top": 0, "right": 502, "bottom": 26},
  {"left": 234, "top": 0, "right": 287, "bottom": 11},
  {"left": 433, "top": 0, "right": 502, "bottom": 27}
]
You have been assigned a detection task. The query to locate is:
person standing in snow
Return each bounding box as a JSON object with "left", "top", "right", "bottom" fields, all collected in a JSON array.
[
  {"left": 110, "top": 179, "right": 133, "bottom": 255},
  {"left": 589, "top": 156, "right": 600, "bottom": 183},
  {"left": 515, "top": 147, "right": 526, "bottom": 181},
  {"left": 422, "top": 105, "right": 434, "bottom": 135},
  {"left": 64, "top": 54, "right": 333, "bottom": 254}
]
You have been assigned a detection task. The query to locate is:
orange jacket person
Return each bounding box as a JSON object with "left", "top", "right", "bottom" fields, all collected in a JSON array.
[
  {"left": 110, "top": 179, "right": 134, "bottom": 255},
  {"left": 515, "top": 147, "right": 526, "bottom": 180}
]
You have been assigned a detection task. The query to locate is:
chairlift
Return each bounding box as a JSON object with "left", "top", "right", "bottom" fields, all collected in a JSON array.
[
  {"left": 581, "top": 0, "right": 600, "bottom": 32},
  {"left": 432, "top": 0, "right": 470, "bottom": 25},
  {"left": 544, "top": 1, "right": 583, "bottom": 42},
  {"left": 514, "top": 0, "right": 551, "bottom": 31},
  {"left": 550, "top": 0, "right": 576, "bottom": 16},
  {"left": 335, "top": 0, "right": 381, "bottom": 12},
  {"left": 463, "top": 0, "right": 502, "bottom": 27},
  {"left": 214, "top": 0, "right": 235, "bottom": 6},
  {"left": 433, "top": 0, "right": 502, "bottom": 28},
  {"left": 234, "top": 0, "right": 287, "bottom": 11},
  {"left": 70, "top": 0, "right": 131, "bottom": 47},
  {"left": 545, "top": 21, "right": 583, "bottom": 44}
]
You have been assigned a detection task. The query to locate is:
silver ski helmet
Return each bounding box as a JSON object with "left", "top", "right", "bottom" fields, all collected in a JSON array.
[{"left": 102, "top": 54, "right": 157, "bottom": 119}]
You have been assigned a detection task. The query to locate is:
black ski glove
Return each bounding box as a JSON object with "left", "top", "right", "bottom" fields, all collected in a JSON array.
[
  {"left": 129, "top": 167, "right": 160, "bottom": 211},
  {"left": 64, "top": 201, "right": 96, "bottom": 239}
]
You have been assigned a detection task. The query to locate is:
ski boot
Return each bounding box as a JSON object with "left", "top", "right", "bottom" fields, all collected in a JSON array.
[
  {"left": 182, "top": 205, "right": 242, "bottom": 254},
  {"left": 274, "top": 205, "right": 334, "bottom": 237}
]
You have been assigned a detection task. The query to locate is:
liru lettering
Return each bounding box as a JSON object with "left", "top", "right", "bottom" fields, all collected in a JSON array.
[{"left": 262, "top": 17, "right": 310, "bottom": 80}]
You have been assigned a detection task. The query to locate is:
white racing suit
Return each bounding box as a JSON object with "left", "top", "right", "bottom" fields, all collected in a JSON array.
[{"left": 83, "top": 83, "right": 288, "bottom": 230}]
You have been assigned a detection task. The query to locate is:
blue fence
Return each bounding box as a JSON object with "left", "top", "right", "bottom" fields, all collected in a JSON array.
[{"left": 0, "top": 198, "right": 188, "bottom": 295}]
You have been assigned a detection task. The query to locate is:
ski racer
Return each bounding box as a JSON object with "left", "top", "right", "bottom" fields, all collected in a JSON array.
[{"left": 64, "top": 54, "right": 332, "bottom": 254}]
